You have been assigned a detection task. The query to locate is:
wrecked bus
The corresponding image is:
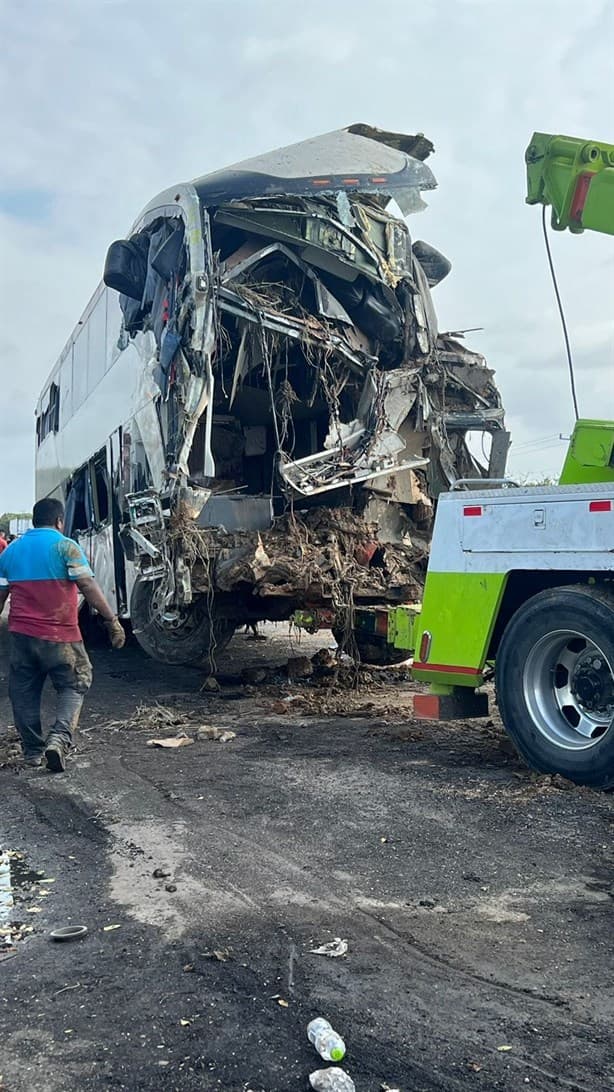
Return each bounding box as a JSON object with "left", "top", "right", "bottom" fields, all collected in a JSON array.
[{"left": 35, "top": 124, "right": 508, "bottom": 665}]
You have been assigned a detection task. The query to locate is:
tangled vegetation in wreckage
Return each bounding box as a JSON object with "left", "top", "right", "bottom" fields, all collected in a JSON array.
[{"left": 105, "top": 126, "right": 506, "bottom": 661}]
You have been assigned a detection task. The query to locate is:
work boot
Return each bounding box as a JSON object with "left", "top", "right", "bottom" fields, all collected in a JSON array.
[
  {"left": 23, "top": 753, "right": 44, "bottom": 768},
  {"left": 44, "top": 735, "right": 68, "bottom": 773}
]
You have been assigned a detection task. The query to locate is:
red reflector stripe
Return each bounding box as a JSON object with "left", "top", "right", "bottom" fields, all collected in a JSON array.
[
  {"left": 589, "top": 500, "right": 612, "bottom": 512},
  {"left": 342, "top": 178, "right": 360, "bottom": 184},
  {"left": 570, "top": 172, "right": 595, "bottom": 223},
  {"left": 370, "top": 176, "right": 388, "bottom": 183},
  {"left": 463, "top": 506, "right": 483, "bottom": 517},
  {"left": 412, "top": 662, "right": 482, "bottom": 676},
  {"left": 312, "top": 179, "right": 331, "bottom": 186}
]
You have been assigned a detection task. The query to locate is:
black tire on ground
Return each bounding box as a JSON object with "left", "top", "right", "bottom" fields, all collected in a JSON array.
[
  {"left": 130, "top": 581, "right": 235, "bottom": 667},
  {"left": 495, "top": 584, "right": 614, "bottom": 789},
  {"left": 333, "top": 627, "right": 409, "bottom": 666}
]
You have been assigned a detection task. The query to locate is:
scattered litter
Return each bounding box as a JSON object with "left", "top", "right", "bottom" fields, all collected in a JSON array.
[
  {"left": 39, "top": 878, "right": 56, "bottom": 884},
  {"left": 467, "top": 1062, "right": 483, "bottom": 1072},
  {"left": 1, "top": 921, "right": 34, "bottom": 951},
  {"left": 310, "top": 938, "right": 348, "bottom": 958},
  {"left": 213, "top": 948, "right": 231, "bottom": 962},
  {"left": 109, "top": 702, "right": 193, "bottom": 733},
  {"left": 309, "top": 1067, "right": 355, "bottom": 1092},
  {"left": 277, "top": 998, "right": 289, "bottom": 1008},
  {"left": 165, "top": 884, "right": 177, "bottom": 893},
  {"left": 180, "top": 1019, "right": 191, "bottom": 1026},
  {"left": 147, "top": 735, "right": 194, "bottom": 749},
  {"left": 201, "top": 677, "right": 220, "bottom": 693},
  {"left": 201, "top": 947, "right": 232, "bottom": 962},
  {"left": 102, "top": 924, "right": 122, "bottom": 932},
  {"left": 196, "top": 727, "right": 236, "bottom": 743},
  {"left": 497, "top": 1045, "right": 513, "bottom": 1052},
  {"left": 308, "top": 1018, "right": 346, "bottom": 1061},
  {"left": 381, "top": 1085, "right": 401, "bottom": 1091},
  {"left": 50, "top": 926, "right": 87, "bottom": 943},
  {"left": 25, "top": 906, "right": 42, "bottom": 914},
  {"left": 152, "top": 868, "right": 171, "bottom": 879}
]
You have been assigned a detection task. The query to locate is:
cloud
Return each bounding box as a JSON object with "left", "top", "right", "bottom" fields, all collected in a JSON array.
[{"left": 0, "top": 0, "right": 612, "bottom": 508}]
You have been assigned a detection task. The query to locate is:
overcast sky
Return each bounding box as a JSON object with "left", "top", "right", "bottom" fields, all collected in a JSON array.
[{"left": 1, "top": 0, "right": 612, "bottom": 509}]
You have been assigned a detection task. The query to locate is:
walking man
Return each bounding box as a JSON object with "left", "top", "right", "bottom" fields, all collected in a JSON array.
[{"left": 0, "top": 498, "right": 125, "bottom": 772}]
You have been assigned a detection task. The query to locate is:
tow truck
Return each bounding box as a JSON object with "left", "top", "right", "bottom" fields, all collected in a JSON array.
[{"left": 296, "top": 132, "right": 614, "bottom": 789}]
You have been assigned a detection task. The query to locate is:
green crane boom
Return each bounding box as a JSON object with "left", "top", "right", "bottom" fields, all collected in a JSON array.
[{"left": 526, "top": 132, "right": 614, "bottom": 235}]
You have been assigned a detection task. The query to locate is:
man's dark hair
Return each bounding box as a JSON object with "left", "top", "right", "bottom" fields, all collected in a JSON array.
[{"left": 32, "top": 498, "right": 65, "bottom": 528}]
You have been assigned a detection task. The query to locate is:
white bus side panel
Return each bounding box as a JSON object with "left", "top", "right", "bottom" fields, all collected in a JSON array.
[{"left": 36, "top": 328, "right": 161, "bottom": 501}]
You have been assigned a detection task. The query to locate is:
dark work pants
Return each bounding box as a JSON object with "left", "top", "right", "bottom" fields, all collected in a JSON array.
[{"left": 8, "top": 633, "right": 93, "bottom": 757}]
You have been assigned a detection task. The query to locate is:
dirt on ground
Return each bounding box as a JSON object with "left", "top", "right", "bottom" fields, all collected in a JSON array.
[{"left": 1, "top": 622, "right": 613, "bottom": 1092}]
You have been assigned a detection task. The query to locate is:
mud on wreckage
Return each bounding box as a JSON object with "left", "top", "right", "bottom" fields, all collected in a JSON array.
[{"left": 103, "top": 124, "right": 507, "bottom": 666}]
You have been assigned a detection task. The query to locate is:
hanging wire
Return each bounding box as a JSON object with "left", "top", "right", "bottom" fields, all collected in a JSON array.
[{"left": 541, "top": 205, "right": 579, "bottom": 420}]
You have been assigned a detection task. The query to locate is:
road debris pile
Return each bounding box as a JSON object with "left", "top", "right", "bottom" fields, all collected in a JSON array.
[{"left": 104, "top": 124, "right": 507, "bottom": 662}]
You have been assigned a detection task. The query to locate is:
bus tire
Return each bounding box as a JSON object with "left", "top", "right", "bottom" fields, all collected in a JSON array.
[
  {"left": 130, "top": 581, "right": 235, "bottom": 667},
  {"left": 495, "top": 585, "right": 614, "bottom": 790}
]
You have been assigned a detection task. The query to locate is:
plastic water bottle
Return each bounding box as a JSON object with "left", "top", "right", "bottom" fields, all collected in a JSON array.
[
  {"left": 309, "top": 1068, "right": 356, "bottom": 1092},
  {"left": 0, "top": 852, "right": 13, "bottom": 922},
  {"left": 307, "top": 1017, "right": 346, "bottom": 1062}
]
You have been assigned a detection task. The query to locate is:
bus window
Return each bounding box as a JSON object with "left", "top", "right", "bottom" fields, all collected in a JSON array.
[
  {"left": 90, "top": 453, "right": 110, "bottom": 526},
  {"left": 36, "top": 383, "right": 60, "bottom": 445},
  {"left": 59, "top": 346, "right": 73, "bottom": 427},
  {"left": 87, "top": 295, "right": 107, "bottom": 394},
  {"left": 64, "top": 466, "right": 93, "bottom": 537},
  {"left": 105, "top": 290, "right": 123, "bottom": 372},
  {"left": 73, "top": 323, "right": 89, "bottom": 411}
]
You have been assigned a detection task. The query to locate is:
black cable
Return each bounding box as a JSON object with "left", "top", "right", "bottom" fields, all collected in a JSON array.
[{"left": 541, "top": 204, "right": 579, "bottom": 420}]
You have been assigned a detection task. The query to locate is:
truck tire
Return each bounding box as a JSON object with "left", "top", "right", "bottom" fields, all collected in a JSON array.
[
  {"left": 130, "top": 580, "right": 235, "bottom": 667},
  {"left": 495, "top": 585, "right": 614, "bottom": 789}
]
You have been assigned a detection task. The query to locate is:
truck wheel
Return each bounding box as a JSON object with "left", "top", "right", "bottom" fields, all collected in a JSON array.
[
  {"left": 130, "top": 580, "right": 235, "bottom": 667},
  {"left": 495, "top": 585, "right": 614, "bottom": 789}
]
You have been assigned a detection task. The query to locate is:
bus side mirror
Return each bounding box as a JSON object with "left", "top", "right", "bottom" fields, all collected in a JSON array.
[
  {"left": 412, "top": 240, "right": 452, "bottom": 288},
  {"left": 103, "top": 239, "right": 147, "bottom": 301}
]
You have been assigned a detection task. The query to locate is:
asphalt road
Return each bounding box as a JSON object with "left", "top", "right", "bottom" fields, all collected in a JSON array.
[{"left": 1, "top": 625, "right": 613, "bottom": 1092}]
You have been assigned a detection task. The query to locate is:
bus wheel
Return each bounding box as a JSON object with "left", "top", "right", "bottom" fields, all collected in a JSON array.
[
  {"left": 495, "top": 585, "right": 614, "bottom": 789},
  {"left": 130, "top": 581, "right": 235, "bottom": 667}
]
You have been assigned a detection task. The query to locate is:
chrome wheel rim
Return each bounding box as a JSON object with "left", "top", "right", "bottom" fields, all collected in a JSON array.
[{"left": 523, "top": 630, "right": 614, "bottom": 751}]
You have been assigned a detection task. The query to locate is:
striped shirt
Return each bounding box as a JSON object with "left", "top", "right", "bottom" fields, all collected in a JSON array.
[{"left": 0, "top": 528, "right": 93, "bottom": 643}]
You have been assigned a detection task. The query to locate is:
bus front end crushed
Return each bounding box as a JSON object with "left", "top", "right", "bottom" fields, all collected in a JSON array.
[{"left": 37, "top": 124, "right": 507, "bottom": 667}]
